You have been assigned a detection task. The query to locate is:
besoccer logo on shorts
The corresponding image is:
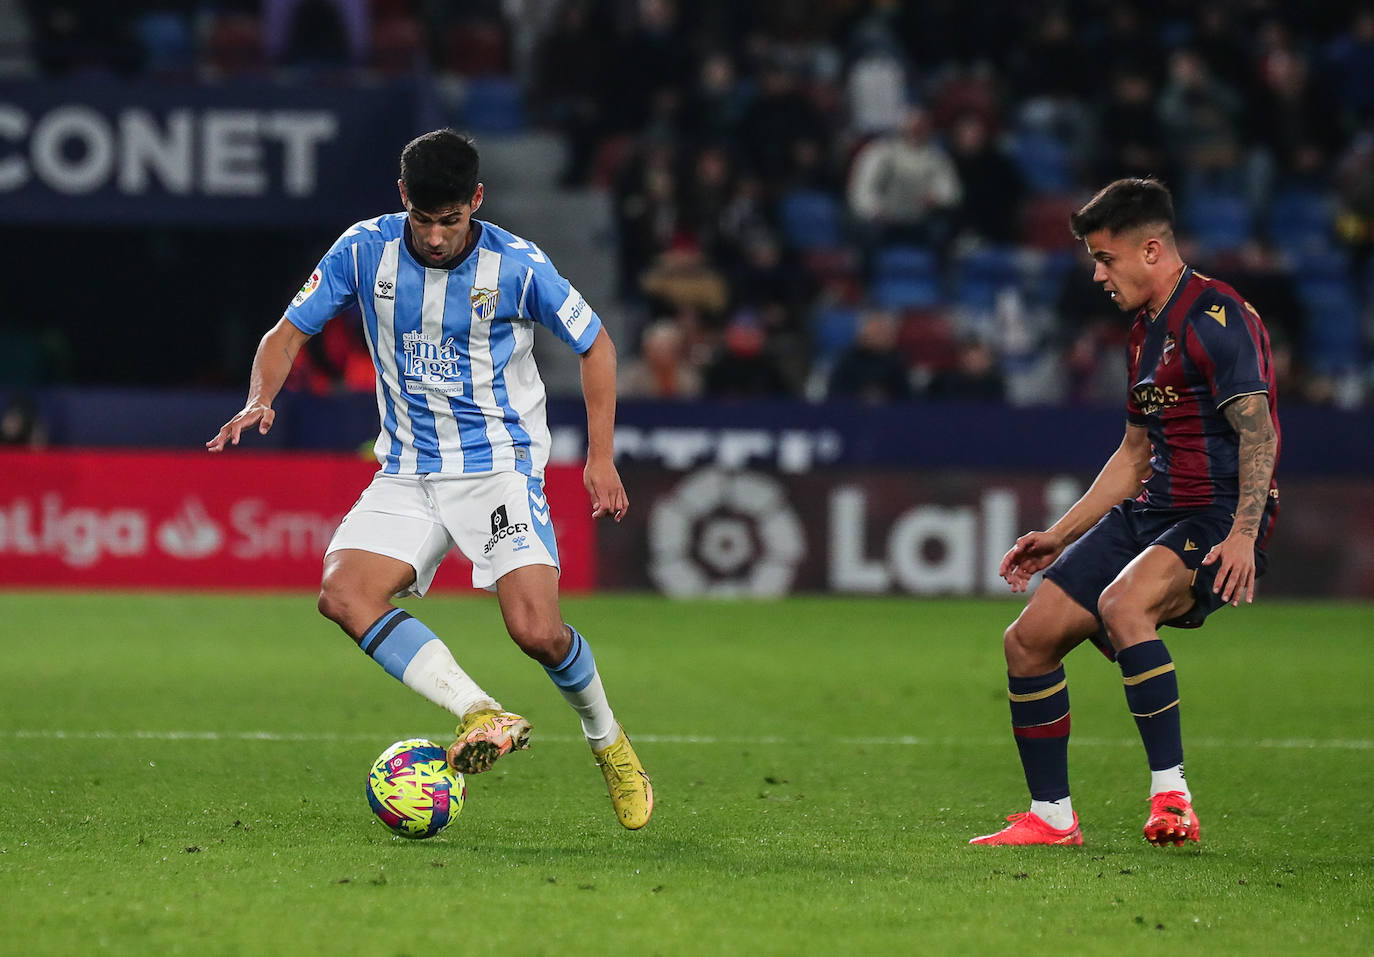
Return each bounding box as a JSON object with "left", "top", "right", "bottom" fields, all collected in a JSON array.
[{"left": 484, "top": 505, "right": 529, "bottom": 556}]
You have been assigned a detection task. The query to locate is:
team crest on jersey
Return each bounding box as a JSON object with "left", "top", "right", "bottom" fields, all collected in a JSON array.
[
  {"left": 470, "top": 286, "right": 500, "bottom": 322},
  {"left": 1162, "top": 332, "right": 1176, "bottom": 365},
  {"left": 291, "top": 270, "right": 321, "bottom": 307}
]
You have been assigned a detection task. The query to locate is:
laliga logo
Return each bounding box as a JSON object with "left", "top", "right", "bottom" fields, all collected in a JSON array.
[
  {"left": 648, "top": 469, "right": 805, "bottom": 597},
  {"left": 156, "top": 498, "right": 223, "bottom": 559}
]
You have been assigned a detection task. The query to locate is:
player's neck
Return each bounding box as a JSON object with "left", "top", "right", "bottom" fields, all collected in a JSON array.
[{"left": 1146, "top": 261, "right": 1188, "bottom": 318}]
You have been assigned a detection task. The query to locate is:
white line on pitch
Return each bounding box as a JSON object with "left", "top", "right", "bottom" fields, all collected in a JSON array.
[{"left": 2, "top": 730, "right": 1371, "bottom": 750}]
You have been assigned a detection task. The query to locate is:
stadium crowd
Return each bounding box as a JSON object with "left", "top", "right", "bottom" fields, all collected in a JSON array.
[{"left": 3, "top": 0, "right": 1372, "bottom": 408}]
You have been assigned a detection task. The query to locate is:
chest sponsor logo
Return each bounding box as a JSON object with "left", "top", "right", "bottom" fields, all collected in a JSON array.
[
  {"left": 402, "top": 330, "right": 463, "bottom": 395},
  {"left": 1132, "top": 382, "right": 1180, "bottom": 415},
  {"left": 291, "top": 270, "right": 321, "bottom": 308},
  {"left": 471, "top": 286, "right": 500, "bottom": 322}
]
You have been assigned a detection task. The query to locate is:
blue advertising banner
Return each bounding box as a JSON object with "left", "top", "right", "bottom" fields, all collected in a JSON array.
[{"left": 0, "top": 79, "right": 434, "bottom": 226}]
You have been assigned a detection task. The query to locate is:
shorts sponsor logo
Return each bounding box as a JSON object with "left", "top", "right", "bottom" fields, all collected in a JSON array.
[{"left": 484, "top": 505, "right": 529, "bottom": 555}]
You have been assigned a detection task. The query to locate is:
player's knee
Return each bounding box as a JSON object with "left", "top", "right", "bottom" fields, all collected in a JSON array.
[
  {"left": 1096, "top": 583, "right": 1143, "bottom": 637},
  {"left": 505, "top": 613, "right": 566, "bottom": 666},
  {"left": 1003, "top": 620, "right": 1045, "bottom": 674}
]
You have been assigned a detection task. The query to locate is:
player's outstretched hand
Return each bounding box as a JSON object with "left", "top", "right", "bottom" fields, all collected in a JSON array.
[
  {"left": 999, "top": 531, "right": 1064, "bottom": 593},
  {"left": 1201, "top": 532, "right": 1257, "bottom": 606},
  {"left": 585, "top": 458, "right": 628, "bottom": 522},
  {"left": 206, "top": 403, "right": 275, "bottom": 453}
]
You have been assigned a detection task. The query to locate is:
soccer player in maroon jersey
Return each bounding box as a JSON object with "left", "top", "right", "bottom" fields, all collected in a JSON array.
[{"left": 971, "top": 178, "right": 1280, "bottom": 847}]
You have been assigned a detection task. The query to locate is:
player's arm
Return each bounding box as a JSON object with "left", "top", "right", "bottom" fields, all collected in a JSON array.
[
  {"left": 205, "top": 318, "right": 313, "bottom": 452},
  {"left": 1000, "top": 424, "right": 1151, "bottom": 591},
  {"left": 1202, "top": 393, "right": 1277, "bottom": 605},
  {"left": 578, "top": 327, "right": 628, "bottom": 521}
]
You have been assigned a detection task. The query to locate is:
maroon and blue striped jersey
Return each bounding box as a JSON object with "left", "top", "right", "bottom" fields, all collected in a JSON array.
[{"left": 1125, "top": 267, "right": 1280, "bottom": 537}]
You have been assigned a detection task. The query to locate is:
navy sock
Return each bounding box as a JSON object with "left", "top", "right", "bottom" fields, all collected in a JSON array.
[
  {"left": 1009, "top": 667, "right": 1071, "bottom": 802},
  {"left": 1117, "top": 640, "right": 1184, "bottom": 771}
]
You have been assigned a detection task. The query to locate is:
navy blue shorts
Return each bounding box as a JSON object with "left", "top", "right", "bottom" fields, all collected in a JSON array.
[{"left": 1043, "top": 499, "right": 1269, "bottom": 660}]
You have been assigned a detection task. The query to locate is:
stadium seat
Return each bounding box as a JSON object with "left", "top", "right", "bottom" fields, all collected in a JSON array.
[
  {"left": 1268, "top": 188, "right": 1335, "bottom": 257},
  {"left": 811, "top": 305, "right": 862, "bottom": 359},
  {"left": 135, "top": 11, "right": 194, "bottom": 75},
  {"left": 778, "top": 189, "right": 845, "bottom": 252},
  {"left": 1296, "top": 278, "right": 1364, "bottom": 371},
  {"left": 371, "top": 17, "right": 427, "bottom": 75},
  {"left": 1183, "top": 193, "right": 1253, "bottom": 253},
  {"left": 204, "top": 14, "right": 267, "bottom": 76},
  {"left": 459, "top": 76, "right": 527, "bottom": 134},
  {"left": 870, "top": 245, "right": 942, "bottom": 309},
  {"left": 444, "top": 20, "right": 510, "bottom": 76},
  {"left": 1011, "top": 131, "right": 1074, "bottom": 193},
  {"left": 1020, "top": 193, "right": 1082, "bottom": 251},
  {"left": 954, "top": 246, "right": 1022, "bottom": 310},
  {"left": 896, "top": 309, "right": 960, "bottom": 371}
]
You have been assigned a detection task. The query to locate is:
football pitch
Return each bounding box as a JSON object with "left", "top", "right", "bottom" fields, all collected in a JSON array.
[{"left": 2, "top": 592, "right": 1370, "bottom": 956}]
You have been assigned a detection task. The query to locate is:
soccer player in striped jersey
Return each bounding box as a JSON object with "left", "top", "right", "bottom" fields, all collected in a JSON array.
[
  {"left": 208, "top": 129, "right": 652, "bottom": 830},
  {"left": 971, "top": 178, "right": 1279, "bottom": 847}
]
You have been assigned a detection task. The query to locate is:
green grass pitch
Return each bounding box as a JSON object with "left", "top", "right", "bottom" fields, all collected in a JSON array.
[{"left": 1, "top": 592, "right": 1371, "bottom": 955}]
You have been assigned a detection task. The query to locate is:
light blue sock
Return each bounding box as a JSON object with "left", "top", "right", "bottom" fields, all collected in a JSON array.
[
  {"left": 357, "top": 609, "right": 495, "bottom": 718},
  {"left": 544, "top": 626, "right": 617, "bottom": 748}
]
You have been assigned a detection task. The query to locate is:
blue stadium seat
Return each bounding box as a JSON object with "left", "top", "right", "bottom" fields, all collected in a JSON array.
[
  {"left": 459, "top": 77, "right": 527, "bottom": 134},
  {"left": 954, "top": 246, "right": 1021, "bottom": 310},
  {"left": 136, "top": 11, "right": 194, "bottom": 74},
  {"left": 812, "top": 305, "right": 862, "bottom": 359},
  {"left": 870, "top": 245, "right": 942, "bottom": 308},
  {"left": 1268, "top": 188, "right": 1334, "bottom": 257},
  {"left": 1183, "top": 193, "right": 1253, "bottom": 253},
  {"left": 1296, "top": 278, "right": 1364, "bottom": 371},
  {"left": 1011, "top": 131, "right": 1074, "bottom": 192},
  {"left": 779, "top": 190, "right": 844, "bottom": 252}
]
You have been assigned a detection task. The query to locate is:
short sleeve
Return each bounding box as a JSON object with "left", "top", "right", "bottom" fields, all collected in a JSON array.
[
  {"left": 1187, "top": 297, "right": 1268, "bottom": 408},
  {"left": 522, "top": 262, "right": 603, "bottom": 353},
  {"left": 284, "top": 243, "right": 358, "bottom": 335}
]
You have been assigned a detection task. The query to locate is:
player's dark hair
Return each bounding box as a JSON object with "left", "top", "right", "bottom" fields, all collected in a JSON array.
[
  {"left": 399, "top": 129, "right": 479, "bottom": 211},
  {"left": 1070, "top": 178, "right": 1175, "bottom": 239}
]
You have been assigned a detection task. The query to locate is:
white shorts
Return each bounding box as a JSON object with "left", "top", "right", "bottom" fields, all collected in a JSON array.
[{"left": 326, "top": 471, "right": 560, "bottom": 596}]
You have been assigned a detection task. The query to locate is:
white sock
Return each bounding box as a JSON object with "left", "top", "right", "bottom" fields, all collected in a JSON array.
[
  {"left": 556, "top": 671, "right": 619, "bottom": 750},
  {"left": 1150, "top": 764, "right": 1190, "bottom": 801},
  {"left": 1030, "top": 797, "right": 1075, "bottom": 831},
  {"left": 400, "top": 639, "right": 500, "bottom": 719}
]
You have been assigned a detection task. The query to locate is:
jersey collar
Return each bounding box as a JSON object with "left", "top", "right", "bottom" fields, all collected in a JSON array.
[{"left": 1144, "top": 263, "right": 1191, "bottom": 322}]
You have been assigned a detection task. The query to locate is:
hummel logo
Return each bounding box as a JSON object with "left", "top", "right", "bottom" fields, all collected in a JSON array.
[
  {"left": 1205, "top": 304, "right": 1227, "bottom": 326},
  {"left": 1183, "top": 540, "right": 1198, "bottom": 551}
]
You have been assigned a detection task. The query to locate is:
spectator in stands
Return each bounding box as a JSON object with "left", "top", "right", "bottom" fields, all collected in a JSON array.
[
  {"left": 264, "top": 0, "right": 367, "bottom": 69},
  {"left": 621, "top": 318, "right": 703, "bottom": 399},
  {"left": 702, "top": 311, "right": 791, "bottom": 398},
  {"left": 827, "top": 308, "right": 911, "bottom": 401},
  {"left": 1157, "top": 47, "right": 1250, "bottom": 200},
  {"left": 1252, "top": 30, "right": 1340, "bottom": 191},
  {"left": 1093, "top": 67, "right": 1173, "bottom": 185},
  {"left": 0, "top": 392, "right": 46, "bottom": 446},
  {"left": 846, "top": 106, "right": 962, "bottom": 263},
  {"left": 535, "top": 0, "right": 615, "bottom": 188},
  {"left": 1324, "top": 6, "right": 1374, "bottom": 128},
  {"left": 926, "top": 337, "right": 1005, "bottom": 400},
  {"left": 948, "top": 110, "right": 1025, "bottom": 247},
  {"left": 737, "top": 52, "right": 829, "bottom": 188}
]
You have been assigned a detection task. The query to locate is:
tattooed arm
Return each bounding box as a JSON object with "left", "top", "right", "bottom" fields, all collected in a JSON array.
[{"left": 1201, "top": 393, "right": 1278, "bottom": 606}]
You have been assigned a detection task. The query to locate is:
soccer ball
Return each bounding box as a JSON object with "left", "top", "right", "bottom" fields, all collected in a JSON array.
[{"left": 365, "top": 738, "right": 466, "bottom": 839}]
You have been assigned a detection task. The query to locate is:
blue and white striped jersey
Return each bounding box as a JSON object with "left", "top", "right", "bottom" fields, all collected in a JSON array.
[{"left": 285, "top": 214, "right": 602, "bottom": 477}]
